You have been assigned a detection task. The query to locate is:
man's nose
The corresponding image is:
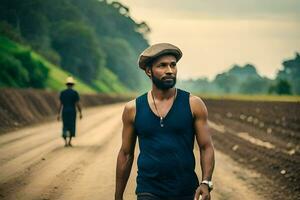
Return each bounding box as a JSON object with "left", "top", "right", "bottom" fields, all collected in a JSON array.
[{"left": 165, "top": 65, "right": 173, "bottom": 74}]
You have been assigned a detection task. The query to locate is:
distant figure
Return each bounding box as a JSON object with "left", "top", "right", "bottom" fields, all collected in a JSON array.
[
  {"left": 57, "top": 76, "right": 82, "bottom": 147},
  {"left": 115, "top": 43, "right": 215, "bottom": 200}
]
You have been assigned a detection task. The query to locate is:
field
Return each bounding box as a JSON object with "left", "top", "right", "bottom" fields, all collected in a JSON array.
[
  {"left": 203, "top": 98, "right": 300, "bottom": 199},
  {"left": 0, "top": 89, "right": 299, "bottom": 200}
]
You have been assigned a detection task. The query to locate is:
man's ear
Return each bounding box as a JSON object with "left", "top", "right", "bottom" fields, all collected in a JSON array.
[{"left": 145, "top": 67, "right": 152, "bottom": 78}]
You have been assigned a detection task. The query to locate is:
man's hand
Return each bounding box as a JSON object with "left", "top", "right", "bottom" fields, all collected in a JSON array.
[
  {"left": 194, "top": 184, "right": 210, "bottom": 200},
  {"left": 57, "top": 115, "right": 60, "bottom": 121}
]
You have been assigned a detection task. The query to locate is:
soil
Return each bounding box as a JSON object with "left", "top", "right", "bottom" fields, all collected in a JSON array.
[
  {"left": 203, "top": 98, "right": 300, "bottom": 200},
  {"left": 0, "top": 89, "right": 299, "bottom": 199},
  {"left": 0, "top": 104, "right": 265, "bottom": 200}
]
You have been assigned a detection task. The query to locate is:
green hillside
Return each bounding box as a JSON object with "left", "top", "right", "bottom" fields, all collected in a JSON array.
[
  {"left": 0, "top": 36, "right": 126, "bottom": 93},
  {"left": 0, "top": 0, "right": 150, "bottom": 92}
]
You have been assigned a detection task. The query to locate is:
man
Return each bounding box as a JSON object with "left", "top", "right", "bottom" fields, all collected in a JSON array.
[
  {"left": 115, "top": 43, "right": 215, "bottom": 200},
  {"left": 57, "top": 76, "right": 82, "bottom": 147}
]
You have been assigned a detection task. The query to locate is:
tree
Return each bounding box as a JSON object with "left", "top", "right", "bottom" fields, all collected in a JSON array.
[
  {"left": 239, "top": 76, "right": 271, "bottom": 94},
  {"left": 101, "top": 37, "right": 146, "bottom": 90},
  {"left": 0, "top": 51, "right": 29, "bottom": 87},
  {"left": 0, "top": 0, "right": 150, "bottom": 91},
  {"left": 51, "top": 22, "right": 104, "bottom": 83},
  {"left": 276, "top": 53, "right": 300, "bottom": 94},
  {"left": 269, "top": 79, "right": 292, "bottom": 95},
  {"left": 214, "top": 73, "right": 239, "bottom": 93},
  {"left": 14, "top": 50, "right": 49, "bottom": 88}
]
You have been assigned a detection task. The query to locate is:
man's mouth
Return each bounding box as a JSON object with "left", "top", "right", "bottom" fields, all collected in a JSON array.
[{"left": 162, "top": 76, "right": 175, "bottom": 81}]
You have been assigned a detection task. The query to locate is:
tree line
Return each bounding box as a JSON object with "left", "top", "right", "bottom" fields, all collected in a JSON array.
[
  {"left": 0, "top": 0, "right": 150, "bottom": 91},
  {"left": 1, "top": 0, "right": 298, "bottom": 95},
  {"left": 178, "top": 53, "right": 300, "bottom": 95}
]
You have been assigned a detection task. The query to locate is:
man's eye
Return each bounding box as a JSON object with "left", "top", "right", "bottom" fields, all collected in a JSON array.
[{"left": 170, "top": 62, "right": 177, "bottom": 67}]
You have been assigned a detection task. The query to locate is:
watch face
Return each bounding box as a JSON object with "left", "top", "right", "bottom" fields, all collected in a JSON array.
[
  {"left": 201, "top": 180, "right": 213, "bottom": 190},
  {"left": 208, "top": 182, "right": 213, "bottom": 190}
]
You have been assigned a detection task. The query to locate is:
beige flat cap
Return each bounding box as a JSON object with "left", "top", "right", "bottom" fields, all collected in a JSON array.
[
  {"left": 65, "top": 76, "right": 75, "bottom": 84},
  {"left": 138, "top": 43, "right": 182, "bottom": 70}
]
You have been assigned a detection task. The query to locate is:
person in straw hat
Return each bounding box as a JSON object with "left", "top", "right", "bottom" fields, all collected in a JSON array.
[
  {"left": 57, "top": 76, "right": 82, "bottom": 147},
  {"left": 115, "top": 43, "right": 215, "bottom": 200}
]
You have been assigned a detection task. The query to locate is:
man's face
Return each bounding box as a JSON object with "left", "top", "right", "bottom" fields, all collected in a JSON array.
[
  {"left": 146, "top": 55, "right": 177, "bottom": 90},
  {"left": 66, "top": 83, "right": 74, "bottom": 88}
]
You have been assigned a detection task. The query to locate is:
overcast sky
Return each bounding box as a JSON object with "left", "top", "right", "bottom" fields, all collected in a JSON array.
[{"left": 119, "top": 0, "right": 300, "bottom": 80}]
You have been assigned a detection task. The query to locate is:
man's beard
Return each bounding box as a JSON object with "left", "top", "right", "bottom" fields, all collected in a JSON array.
[{"left": 151, "top": 71, "right": 176, "bottom": 90}]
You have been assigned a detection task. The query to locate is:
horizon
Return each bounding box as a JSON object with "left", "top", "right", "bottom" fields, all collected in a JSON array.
[{"left": 118, "top": 0, "right": 300, "bottom": 80}]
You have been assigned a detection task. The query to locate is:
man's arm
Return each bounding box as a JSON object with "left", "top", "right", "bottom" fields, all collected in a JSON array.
[
  {"left": 75, "top": 92, "right": 82, "bottom": 119},
  {"left": 76, "top": 102, "right": 82, "bottom": 119},
  {"left": 57, "top": 102, "right": 62, "bottom": 121},
  {"left": 115, "top": 100, "right": 137, "bottom": 200},
  {"left": 190, "top": 95, "right": 215, "bottom": 200}
]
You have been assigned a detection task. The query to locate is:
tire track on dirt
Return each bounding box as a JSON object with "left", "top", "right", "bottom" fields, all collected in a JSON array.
[
  {"left": 0, "top": 104, "right": 122, "bottom": 166},
  {"left": 0, "top": 103, "right": 121, "bottom": 146},
  {"left": 0, "top": 103, "right": 123, "bottom": 144},
  {"left": 39, "top": 126, "right": 122, "bottom": 200}
]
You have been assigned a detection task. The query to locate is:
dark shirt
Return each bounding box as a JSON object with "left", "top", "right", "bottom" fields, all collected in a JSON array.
[
  {"left": 59, "top": 88, "right": 80, "bottom": 113},
  {"left": 134, "top": 89, "right": 199, "bottom": 197}
]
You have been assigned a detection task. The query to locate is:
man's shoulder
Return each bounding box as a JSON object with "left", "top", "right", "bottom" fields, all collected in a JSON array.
[
  {"left": 124, "top": 99, "right": 136, "bottom": 112},
  {"left": 123, "top": 99, "right": 136, "bottom": 122},
  {"left": 189, "top": 94, "right": 204, "bottom": 104},
  {"left": 60, "top": 88, "right": 78, "bottom": 96},
  {"left": 69, "top": 88, "right": 78, "bottom": 94},
  {"left": 64, "top": 88, "right": 78, "bottom": 94},
  {"left": 188, "top": 93, "right": 208, "bottom": 118},
  {"left": 60, "top": 89, "right": 68, "bottom": 95}
]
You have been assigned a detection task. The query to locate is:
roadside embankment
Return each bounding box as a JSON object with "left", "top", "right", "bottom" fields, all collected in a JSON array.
[{"left": 0, "top": 88, "right": 131, "bottom": 133}]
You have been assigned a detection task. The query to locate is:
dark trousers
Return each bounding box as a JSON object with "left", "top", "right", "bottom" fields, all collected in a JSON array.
[{"left": 137, "top": 193, "right": 194, "bottom": 200}]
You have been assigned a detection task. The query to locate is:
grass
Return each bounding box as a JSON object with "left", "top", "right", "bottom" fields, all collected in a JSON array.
[
  {"left": 95, "top": 67, "right": 128, "bottom": 93},
  {"left": 31, "top": 53, "right": 97, "bottom": 94},
  {"left": 0, "top": 36, "right": 98, "bottom": 93},
  {"left": 0, "top": 36, "right": 127, "bottom": 94}
]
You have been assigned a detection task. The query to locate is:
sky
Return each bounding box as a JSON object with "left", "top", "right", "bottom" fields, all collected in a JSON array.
[{"left": 118, "top": 0, "right": 300, "bottom": 80}]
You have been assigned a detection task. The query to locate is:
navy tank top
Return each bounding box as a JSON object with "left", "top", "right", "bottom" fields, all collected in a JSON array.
[{"left": 134, "top": 88, "right": 199, "bottom": 197}]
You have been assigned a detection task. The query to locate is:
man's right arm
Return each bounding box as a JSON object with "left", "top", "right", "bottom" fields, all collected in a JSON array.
[
  {"left": 115, "top": 100, "right": 137, "bottom": 200},
  {"left": 57, "top": 92, "right": 62, "bottom": 121}
]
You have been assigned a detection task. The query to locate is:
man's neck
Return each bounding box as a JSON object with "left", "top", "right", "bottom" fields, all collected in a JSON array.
[{"left": 151, "top": 86, "right": 176, "bottom": 101}]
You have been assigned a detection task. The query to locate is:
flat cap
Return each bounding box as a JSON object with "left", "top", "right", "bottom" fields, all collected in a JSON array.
[{"left": 138, "top": 43, "right": 182, "bottom": 70}]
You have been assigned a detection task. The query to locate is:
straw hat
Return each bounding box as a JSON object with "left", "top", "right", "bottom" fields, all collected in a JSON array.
[
  {"left": 138, "top": 43, "right": 182, "bottom": 70},
  {"left": 65, "top": 76, "right": 75, "bottom": 85}
]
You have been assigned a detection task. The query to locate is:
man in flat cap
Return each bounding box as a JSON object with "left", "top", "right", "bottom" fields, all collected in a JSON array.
[
  {"left": 57, "top": 76, "right": 82, "bottom": 147},
  {"left": 115, "top": 43, "right": 215, "bottom": 200}
]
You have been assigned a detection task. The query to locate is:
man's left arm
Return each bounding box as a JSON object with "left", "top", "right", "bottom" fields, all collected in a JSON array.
[
  {"left": 191, "top": 95, "right": 215, "bottom": 200},
  {"left": 75, "top": 92, "right": 82, "bottom": 119},
  {"left": 57, "top": 92, "right": 62, "bottom": 121}
]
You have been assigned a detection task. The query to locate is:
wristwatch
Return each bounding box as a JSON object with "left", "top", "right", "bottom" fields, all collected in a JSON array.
[{"left": 200, "top": 180, "right": 213, "bottom": 192}]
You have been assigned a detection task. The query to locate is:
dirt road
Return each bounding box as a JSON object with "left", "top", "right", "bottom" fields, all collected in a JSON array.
[{"left": 0, "top": 103, "right": 265, "bottom": 200}]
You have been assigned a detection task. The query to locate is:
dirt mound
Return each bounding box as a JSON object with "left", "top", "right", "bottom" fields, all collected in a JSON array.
[
  {"left": 203, "top": 98, "right": 300, "bottom": 200},
  {"left": 0, "top": 88, "right": 130, "bottom": 133}
]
